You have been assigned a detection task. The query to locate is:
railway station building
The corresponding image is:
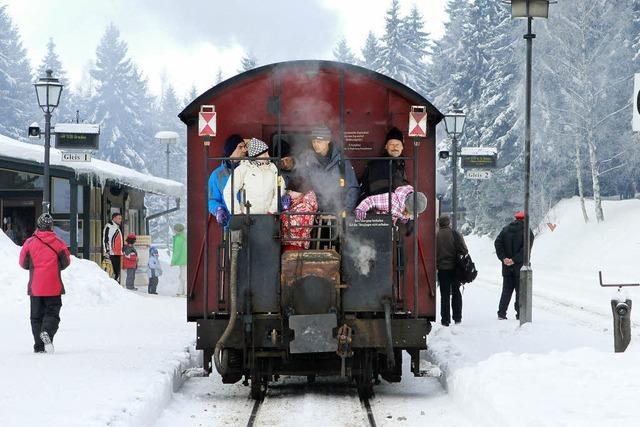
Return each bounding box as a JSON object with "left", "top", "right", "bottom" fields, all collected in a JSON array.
[{"left": 0, "top": 133, "right": 183, "bottom": 263}]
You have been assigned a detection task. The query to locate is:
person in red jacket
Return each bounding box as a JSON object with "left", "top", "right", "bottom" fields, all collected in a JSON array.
[{"left": 19, "top": 213, "right": 71, "bottom": 353}]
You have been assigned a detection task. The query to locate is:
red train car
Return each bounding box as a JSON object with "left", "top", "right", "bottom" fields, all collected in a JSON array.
[{"left": 179, "top": 60, "right": 443, "bottom": 399}]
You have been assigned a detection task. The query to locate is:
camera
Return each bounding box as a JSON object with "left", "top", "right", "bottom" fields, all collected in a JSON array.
[
  {"left": 28, "top": 122, "right": 41, "bottom": 139},
  {"left": 615, "top": 301, "right": 630, "bottom": 317}
]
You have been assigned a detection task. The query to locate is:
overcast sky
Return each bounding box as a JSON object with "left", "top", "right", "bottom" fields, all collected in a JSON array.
[{"left": 4, "top": 0, "right": 447, "bottom": 98}]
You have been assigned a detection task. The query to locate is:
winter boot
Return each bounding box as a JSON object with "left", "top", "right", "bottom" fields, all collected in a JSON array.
[{"left": 40, "top": 331, "right": 54, "bottom": 354}]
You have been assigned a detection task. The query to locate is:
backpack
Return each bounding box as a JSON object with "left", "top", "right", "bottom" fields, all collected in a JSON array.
[{"left": 452, "top": 231, "right": 478, "bottom": 284}]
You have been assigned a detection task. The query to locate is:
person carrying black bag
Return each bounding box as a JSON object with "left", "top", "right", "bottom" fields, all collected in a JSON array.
[{"left": 436, "top": 215, "right": 469, "bottom": 326}]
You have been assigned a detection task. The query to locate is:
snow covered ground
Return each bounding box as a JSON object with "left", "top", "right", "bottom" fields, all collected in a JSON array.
[
  {"left": 428, "top": 197, "right": 640, "bottom": 427},
  {"left": 0, "top": 231, "right": 195, "bottom": 427},
  {"left": 2, "top": 197, "right": 639, "bottom": 427}
]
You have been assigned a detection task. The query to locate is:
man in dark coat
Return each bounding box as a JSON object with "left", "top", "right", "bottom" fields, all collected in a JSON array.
[
  {"left": 494, "top": 211, "right": 534, "bottom": 320},
  {"left": 299, "top": 126, "right": 359, "bottom": 213},
  {"left": 436, "top": 215, "right": 468, "bottom": 326},
  {"left": 19, "top": 213, "right": 71, "bottom": 353},
  {"left": 360, "top": 127, "right": 410, "bottom": 200}
]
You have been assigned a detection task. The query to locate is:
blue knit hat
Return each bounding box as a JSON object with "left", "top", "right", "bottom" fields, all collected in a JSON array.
[{"left": 224, "top": 134, "right": 244, "bottom": 157}]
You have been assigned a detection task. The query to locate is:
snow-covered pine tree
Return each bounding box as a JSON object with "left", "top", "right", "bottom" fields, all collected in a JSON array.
[
  {"left": 0, "top": 5, "right": 36, "bottom": 140},
  {"left": 239, "top": 52, "right": 258, "bottom": 73},
  {"left": 146, "top": 82, "right": 187, "bottom": 242},
  {"left": 333, "top": 38, "right": 357, "bottom": 65},
  {"left": 451, "top": 0, "right": 524, "bottom": 234},
  {"left": 379, "top": 0, "right": 412, "bottom": 84},
  {"left": 540, "top": 0, "right": 633, "bottom": 222},
  {"left": 215, "top": 68, "right": 224, "bottom": 84},
  {"left": 361, "top": 31, "right": 382, "bottom": 71},
  {"left": 90, "top": 24, "right": 150, "bottom": 172},
  {"left": 36, "top": 38, "right": 76, "bottom": 123},
  {"left": 430, "top": 0, "right": 473, "bottom": 112},
  {"left": 401, "top": 5, "right": 434, "bottom": 97}
]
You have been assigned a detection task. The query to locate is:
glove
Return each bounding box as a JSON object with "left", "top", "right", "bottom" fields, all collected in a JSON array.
[
  {"left": 355, "top": 209, "right": 367, "bottom": 220},
  {"left": 404, "top": 220, "right": 415, "bottom": 237},
  {"left": 281, "top": 194, "right": 292, "bottom": 210},
  {"left": 215, "top": 207, "right": 229, "bottom": 225}
]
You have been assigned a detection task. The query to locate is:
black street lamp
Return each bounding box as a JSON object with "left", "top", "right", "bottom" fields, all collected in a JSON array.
[
  {"left": 507, "top": 0, "right": 551, "bottom": 325},
  {"left": 34, "top": 69, "right": 63, "bottom": 214},
  {"left": 155, "top": 131, "right": 179, "bottom": 250},
  {"left": 443, "top": 105, "right": 466, "bottom": 231}
]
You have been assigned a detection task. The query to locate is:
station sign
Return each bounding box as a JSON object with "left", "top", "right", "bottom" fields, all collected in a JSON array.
[
  {"left": 199, "top": 105, "right": 217, "bottom": 137},
  {"left": 460, "top": 147, "right": 497, "bottom": 169},
  {"left": 61, "top": 152, "right": 92, "bottom": 162},
  {"left": 55, "top": 123, "right": 100, "bottom": 150},
  {"left": 408, "top": 105, "right": 427, "bottom": 137},
  {"left": 465, "top": 170, "right": 492, "bottom": 180}
]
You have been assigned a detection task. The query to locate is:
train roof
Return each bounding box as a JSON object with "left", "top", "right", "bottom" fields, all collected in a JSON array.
[{"left": 179, "top": 60, "right": 443, "bottom": 126}]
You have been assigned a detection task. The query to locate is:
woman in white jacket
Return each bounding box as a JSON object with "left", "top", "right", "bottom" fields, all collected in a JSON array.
[{"left": 224, "top": 138, "right": 281, "bottom": 214}]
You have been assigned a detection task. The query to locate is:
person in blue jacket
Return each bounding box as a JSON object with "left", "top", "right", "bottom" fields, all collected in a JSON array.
[{"left": 208, "top": 134, "right": 247, "bottom": 225}]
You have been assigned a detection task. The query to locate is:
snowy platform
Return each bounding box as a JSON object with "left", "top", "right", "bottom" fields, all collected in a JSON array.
[
  {"left": 0, "top": 232, "right": 195, "bottom": 427},
  {"left": 427, "top": 198, "right": 640, "bottom": 427}
]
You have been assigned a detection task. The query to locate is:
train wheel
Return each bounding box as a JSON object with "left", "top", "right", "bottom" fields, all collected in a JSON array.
[
  {"left": 202, "top": 349, "right": 213, "bottom": 374},
  {"left": 250, "top": 364, "right": 267, "bottom": 400},
  {"left": 355, "top": 350, "right": 375, "bottom": 399}
]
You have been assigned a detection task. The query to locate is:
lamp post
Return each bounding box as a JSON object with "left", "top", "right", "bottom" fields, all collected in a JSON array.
[
  {"left": 34, "top": 69, "right": 63, "bottom": 214},
  {"left": 155, "top": 131, "right": 179, "bottom": 250},
  {"left": 507, "top": 0, "right": 550, "bottom": 325},
  {"left": 443, "top": 105, "right": 466, "bottom": 231},
  {"left": 435, "top": 171, "right": 447, "bottom": 219}
]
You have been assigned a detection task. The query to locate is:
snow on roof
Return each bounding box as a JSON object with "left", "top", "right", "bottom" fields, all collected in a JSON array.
[
  {"left": 54, "top": 123, "right": 100, "bottom": 134},
  {"left": 460, "top": 146, "right": 497, "bottom": 156},
  {"left": 0, "top": 133, "right": 184, "bottom": 198}
]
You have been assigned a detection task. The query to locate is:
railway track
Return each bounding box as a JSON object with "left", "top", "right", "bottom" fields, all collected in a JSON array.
[{"left": 245, "top": 380, "right": 375, "bottom": 427}]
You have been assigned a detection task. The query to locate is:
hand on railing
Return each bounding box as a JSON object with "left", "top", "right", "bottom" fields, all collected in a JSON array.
[
  {"left": 280, "top": 194, "right": 292, "bottom": 210},
  {"left": 215, "top": 207, "right": 229, "bottom": 225}
]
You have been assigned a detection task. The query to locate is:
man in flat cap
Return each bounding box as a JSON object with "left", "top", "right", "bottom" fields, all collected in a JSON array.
[{"left": 299, "top": 126, "right": 359, "bottom": 214}]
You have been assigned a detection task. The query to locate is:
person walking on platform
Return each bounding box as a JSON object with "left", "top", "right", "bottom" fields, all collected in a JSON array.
[
  {"left": 494, "top": 211, "right": 534, "bottom": 320},
  {"left": 436, "top": 215, "right": 468, "bottom": 326},
  {"left": 122, "top": 233, "right": 139, "bottom": 291},
  {"left": 103, "top": 213, "right": 123, "bottom": 283},
  {"left": 19, "top": 213, "right": 71, "bottom": 353},
  {"left": 171, "top": 223, "right": 187, "bottom": 296}
]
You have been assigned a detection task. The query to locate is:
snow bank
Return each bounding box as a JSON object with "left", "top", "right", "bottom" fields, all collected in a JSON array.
[
  {"left": 1, "top": 228, "right": 125, "bottom": 306},
  {"left": 0, "top": 230, "right": 196, "bottom": 427},
  {"left": 427, "top": 197, "right": 640, "bottom": 426},
  {"left": 0, "top": 133, "right": 184, "bottom": 198}
]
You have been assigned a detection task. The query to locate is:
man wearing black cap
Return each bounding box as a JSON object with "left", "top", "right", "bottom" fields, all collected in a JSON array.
[
  {"left": 208, "top": 134, "right": 248, "bottom": 225},
  {"left": 300, "top": 126, "right": 359, "bottom": 213},
  {"left": 494, "top": 211, "right": 534, "bottom": 320},
  {"left": 360, "top": 127, "right": 409, "bottom": 200}
]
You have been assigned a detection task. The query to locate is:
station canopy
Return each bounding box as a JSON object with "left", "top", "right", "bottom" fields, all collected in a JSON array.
[{"left": 0, "top": 133, "right": 183, "bottom": 198}]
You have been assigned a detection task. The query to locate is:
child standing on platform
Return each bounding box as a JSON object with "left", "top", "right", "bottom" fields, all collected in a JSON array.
[
  {"left": 147, "top": 246, "right": 162, "bottom": 294},
  {"left": 122, "top": 233, "right": 138, "bottom": 290}
]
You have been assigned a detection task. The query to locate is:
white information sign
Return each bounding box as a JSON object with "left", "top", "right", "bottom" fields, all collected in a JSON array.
[
  {"left": 465, "top": 170, "right": 491, "bottom": 180},
  {"left": 634, "top": 74, "right": 640, "bottom": 132},
  {"left": 61, "top": 152, "right": 91, "bottom": 162},
  {"left": 198, "top": 105, "right": 217, "bottom": 137},
  {"left": 408, "top": 106, "right": 427, "bottom": 137}
]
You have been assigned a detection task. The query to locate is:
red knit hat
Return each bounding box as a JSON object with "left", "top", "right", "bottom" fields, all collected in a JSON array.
[
  {"left": 126, "top": 233, "right": 137, "bottom": 243},
  {"left": 514, "top": 211, "right": 525, "bottom": 220}
]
